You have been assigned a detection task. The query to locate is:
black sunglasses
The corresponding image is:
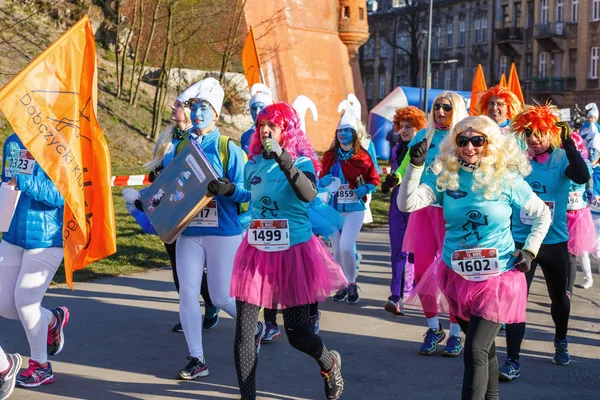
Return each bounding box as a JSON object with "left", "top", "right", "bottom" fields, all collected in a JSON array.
[
  {"left": 456, "top": 135, "right": 487, "bottom": 147},
  {"left": 434, "top": 103, "right": 453, "bottom": 112},
  {"left": 524, "top": 128, "right": 533, "bottom": 138}
]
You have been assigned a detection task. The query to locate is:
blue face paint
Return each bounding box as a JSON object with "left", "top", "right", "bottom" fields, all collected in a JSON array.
[
  {"left": 250, "top": 102, "right": 267, "bottom": 123},
  {"left": 190, "top": 100, "right": 216, "bottom": 131},
  {"left": 337, "top": 128, "right": 354, "bottom": 145}
]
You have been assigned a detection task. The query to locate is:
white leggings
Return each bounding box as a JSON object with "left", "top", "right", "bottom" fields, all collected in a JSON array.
[
  {"left": 0, "top": 241, "right": 63, "bottom": 364},
  {"left": 0, "top": 346, "right": 8, "bottom": 372},
  {"left": 331, "top": 211, "right": 364, "bottom": 284},
  {"left": 176, "top": 234, "right": 241, "bottom": 359}
]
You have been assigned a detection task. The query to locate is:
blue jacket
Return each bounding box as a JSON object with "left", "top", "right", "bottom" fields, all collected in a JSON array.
[
  {"left": 182, "top": 128, "right": 251, "bottom": 237},
  {"left": 2, "top": 134, "right": 64, "bottom": 249},
  {"left": 240, "top": 126, "right": 255, "bottom": 155}
]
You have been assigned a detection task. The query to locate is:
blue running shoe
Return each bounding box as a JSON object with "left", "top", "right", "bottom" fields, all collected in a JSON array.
[
  {"left": 261, "top": 321, "right": 281, "bottom": 343},
  {"left": 203, "top": 305, "right": 220, "bottom": 330},
  {"left": 553, "top": 338, "right": 570, "bottom": 365},
  {"left": 332, "top": 287, "right": 348, "bottom": 302},
  {"left": 498, "top": 357, "right": 520, "bottom": 381},
  {"left": 441, "top": 335, "right": 464, "bottom": 357},
  {"left": 419, "top": 328, "right": 446, "bottom": 355}
]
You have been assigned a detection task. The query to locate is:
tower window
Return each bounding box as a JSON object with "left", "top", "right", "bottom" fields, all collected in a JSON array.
[
  {"left": 343, "top": 6, "right": 350, "bottom": 19},
  {"left": 359, "top": 7, "right": 365, "bottom": 20}
]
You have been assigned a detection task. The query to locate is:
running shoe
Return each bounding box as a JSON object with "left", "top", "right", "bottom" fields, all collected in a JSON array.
[
  {"left": 419, "top": 327, "right": 446, "bottom": 355},
  {"left": 384, "top": 300, "right": 405, "bottom": 315},
  {"left": 321, "top": 350, "right": 343, "bottom": 399},
  {"left": 582, "top": 276, "right": 593, "bottom": 289},
  {"left": 498, "top": 357, "right": 521, "bottom": 381},
  {"left": 310, "top": 311, "right": 321, "bottom": 334},
  {"left": 255, "top": 321, "right": 266, "bottom": 354},
  {"left": 16, "top": 360, "right": 54, "bottom": 388},
  {"left": 47, "top": 306, "right": 69, "bottom": 356},
  {"left": 172, "top": 322, "right": 183, "bottom": 333},
  {"left": 553, "top": 338, "right": 570, "bottom": 365},
  {"left": 177, "top": 357, "right": 209, "bottom": 380},
  {"left": 500, "top": 323, "right": 506, "bottom": 331},
  {"left": 347, "top": 283, "right": 360, "bottom": 304},
  {"left": 0, "top": 353, "right": 22, "bottom": 399},
  {"left": 203, "top": 305, "right": 220, "bottom": 330},
  {"left": 332, "top": 287, "right": 348, "bottom": 302},
  {"left": 441, "top": 335, "right": 464, "bottom": 357},
  {"left": 261, "top": 321, "right": 281, "bottom": 342}
]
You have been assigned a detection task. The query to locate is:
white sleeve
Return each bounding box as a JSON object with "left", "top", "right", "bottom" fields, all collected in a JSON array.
[
  {"left": 397, "top": 163, "right": 437, "bottom": 212},
  {"left": 520, "top": 195, "right": 551, "bottom": 256}
]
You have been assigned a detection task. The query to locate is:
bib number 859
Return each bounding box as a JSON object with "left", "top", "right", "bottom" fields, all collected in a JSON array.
[
  {"left": 252, "top": 229, "right": 281, "bottom": 242},
  {"left": 456, "top": 259, "right": 491, "bottom": 272}
]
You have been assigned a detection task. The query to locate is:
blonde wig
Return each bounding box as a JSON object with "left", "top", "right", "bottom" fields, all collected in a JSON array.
[
  {"left": 426, "top": 91, "right": 470, "bottom": 137},
  {"left": 145, "top": 106, "right": 192, "bottom": 171},
  {"left": 431, "top": 115, "right": 532, "bottom": 200}
]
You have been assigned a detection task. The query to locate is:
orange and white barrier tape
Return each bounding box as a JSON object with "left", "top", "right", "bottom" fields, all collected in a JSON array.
[{"left": 111, "top": 175, "right": 151, "bottom": 187}]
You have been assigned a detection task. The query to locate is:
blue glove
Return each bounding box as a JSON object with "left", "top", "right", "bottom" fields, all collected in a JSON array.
[
  {"left": 354, "top": 185, "right": 369, "bottom": 198},
  {"left": 318, "top": 175, "right": 334, "bottom": 188},
  {"left": 586, "top": 189, "right": 595, "bottom": 203}
]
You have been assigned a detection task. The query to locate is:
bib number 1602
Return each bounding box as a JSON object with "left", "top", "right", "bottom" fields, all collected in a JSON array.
[{"left": 455, "top": 259, "right": 491, "bottom": 273}]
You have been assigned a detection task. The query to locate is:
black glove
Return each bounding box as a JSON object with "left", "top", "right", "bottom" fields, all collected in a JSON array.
[
  {"left": 134, "top": 199, "right": 144, "bottom": 212},
  {"left": 409, "top": 139, "right": 428, "bottom": 167},
  {"left": 384, "top": 173, "right": 400, "bottom": 188},
  {"left": 556, "top": 121, "right": 572, "bottom": 143},
  {"left": 381, "top": 182, "right": 390, "bottom": 194},
  {"left": 207, "top": 178, "right": 235, "bottom": 197},
  {"left": 149, "top": 168, "right": 161, "bottom": 183},
  {"left": 511, "top": 249, "right": 535, "bottom": 273}
]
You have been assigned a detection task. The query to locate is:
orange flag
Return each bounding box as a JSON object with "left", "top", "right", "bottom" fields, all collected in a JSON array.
[
  {"left": 241, "top": 25, "right": 264, "bottom": 89},
  {"left": 508, "top": 63, "right": 525, "bottom": 105},
  {"left": 0, "top": 16, "right": 116, "bottom": 289},
  {"left": 499, "top": 73, "right": 508, "bottom": 88},
  {"left": 470, "top": 64, "right": 488, "bottom": 116}
]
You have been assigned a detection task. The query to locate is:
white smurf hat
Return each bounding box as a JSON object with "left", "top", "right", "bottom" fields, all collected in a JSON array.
[
  {"left": 249, "top": 83, "right": 273, "bottom": 108},
  {"left": 586, "top": 103, "right": 599, "bottom": 119},
  {"left": 346, "top": 93, "right": 361, "bottom": 121},
  {"left": 337, "top": 99, "right": 358, "bottom": 131},
  {"left": 177, "top": 78, "right": 224, "bottom": 116},
  {"left": 291, "top": 95, "right": 318, "bottom": 134}
]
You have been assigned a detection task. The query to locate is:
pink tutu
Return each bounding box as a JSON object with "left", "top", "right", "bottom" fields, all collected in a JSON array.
[
  {"left": 230, "top": 234, "right": 348, "bottom": 309},
  {"left": 402, "top": 206, "right": 445, "bottom": 253},
  {"left": 567, "top": 207, "right": 597, "bottom": 256},
  {"left": 406, "top": 257, "right": 528, "bottom": 324}
]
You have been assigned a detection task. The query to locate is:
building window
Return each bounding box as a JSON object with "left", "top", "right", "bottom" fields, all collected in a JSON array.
[
  {"left": 594, "top": 0, "right": 600, "bottom": 21},
  {"left": 398, "top": 33, "right": 409, "bottom": 53},
  {"left": 457, "top": 67, "right": 464, "bottom": 90},
  {"left": 459, "top": 21, "right": 465, "bottom": 46},
  {"left": 526, "top": 1, "right": 534, "bottom": 28},
  {"left": 445, "top": 69, "right": 451, "bottom": 89},
  {"left": 590, "top": 47, "right": 599, "bottom": 79},
  {"left": 380, "top": 38, "right": 387, "bottom": 57},
  {"left": 541, "top": 0, "right": 548, "bottom": 24},
  {"left": 359, "top": 8, "right": 365, "bottom": 20},
  {"left": 433, "top": 71, "right": 439, "bottom": 88},
  {"left": 395, "top": 74, "right": 401, "bottom": 87},
  {"left": 366, "top": 77, "right": 373, "bottom": 99},
  {"left": 569, "top": 49, "right": 577, "bottom": 77},
  {"left": 379, "top": 75, "right": 386, "bottom": 98},
  {"left": 514, "top": 2, "right": 522, "bottom": 27},
  {"left": 539, "top": 52, "right": 548, "bottom": 79},
  {"left": 572, "top": 0, "right": 579, "bottom": 22},
  {"left": 475, "top": 19, "right": 481, "bottom": 43},
  {"left": 343, "top": 6, "right": 350, "bottom": 19},
  {"left": 482, "top": 18, "right": 488, "bottom": 43},
  {"left": 364, "top": 38, "right": 374, "bottom": 59},
  {"left": 526, "top": 53, "right": 533, "bottom": 79},
  {"left": 499, "top": 56, "right": 508, "bottom": 77},
  {"left": 447, "top": 22, "right": 453, "bottom": 48},
  {"left": 556, "top": 0, "right": 564, "bottom": 22},
  {"left": 502, "top": 5, "right": 510, "bottom": 27}
]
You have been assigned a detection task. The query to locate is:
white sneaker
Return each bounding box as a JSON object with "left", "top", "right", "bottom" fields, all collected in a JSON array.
[{"left": 583, "top": 276, "right": 594, "bottom": 289}]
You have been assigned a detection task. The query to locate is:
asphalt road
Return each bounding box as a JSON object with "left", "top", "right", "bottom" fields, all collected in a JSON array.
[{"left": 1, "top": 227, "right": 599, "bottom": 399}]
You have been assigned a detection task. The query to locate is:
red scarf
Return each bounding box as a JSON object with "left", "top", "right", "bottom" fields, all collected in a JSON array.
[{"left": 320, "top": 148, "right": 380, "bottom": 191}]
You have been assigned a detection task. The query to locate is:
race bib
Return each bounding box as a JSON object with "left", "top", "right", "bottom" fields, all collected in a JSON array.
[
  {"left": 189, "top": 200, "right": 219, "bottom": 227},
  {"left": 567, "top": 191, "right": 585, "bottom": 211},
  {"left": 451, "top": 248, "right": 500, "bottom": 282},
  {"left": 4, "top": 150, "right": 34, "bottom": 178},
  {"left": 248, "top": 219, "right": 290, "bottom": 252},
  {"left": 588, "top": 195, "right": 600, "bottom": 212},
  {"left": 520, "top": 201, "right": 554, "bottom": 226},
  {"left": 337, "top": 184, "right": 358, "bottom": 204}
]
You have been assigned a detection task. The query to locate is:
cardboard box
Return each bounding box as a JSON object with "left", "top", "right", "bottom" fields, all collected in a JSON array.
[{"left": 139, "top": 140, "right": 220, "bottom": 243}]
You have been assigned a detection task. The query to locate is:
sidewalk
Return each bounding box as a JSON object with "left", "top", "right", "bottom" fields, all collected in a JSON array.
[{"left": 1, "top": 227, "right": 599, "bottom": 399}]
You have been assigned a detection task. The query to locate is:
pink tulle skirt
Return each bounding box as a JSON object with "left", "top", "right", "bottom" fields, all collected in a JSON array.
[
  {"left": 402, "top": 206, "right": 445, "bottom": 254},
  {"left": 567, "top": 207, "right": 597, "bottom": 256},
  {"left": 406, "top": 257, "right": 528, "bottom": 324},
  {"left": 230, "top": 234, "right": 348, "bottom": 309}
]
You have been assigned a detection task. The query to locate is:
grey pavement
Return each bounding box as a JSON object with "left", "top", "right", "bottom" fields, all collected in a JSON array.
[{"left": 1, "top": 227, "right": 599, "bottom": 400}]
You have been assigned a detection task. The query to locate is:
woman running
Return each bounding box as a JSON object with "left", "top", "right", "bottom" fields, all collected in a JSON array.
[
  {"left": 229, "top": 102, "right": 347, "bottom": 400},
  {"left": 399, "top": 115, "right": 551, "bottom": 400},
  {"left": 500, "top": 104, "right": 590, "bottom": 380},
  {"left": 320, "top": 101, "right": 380, "bottom": 304},
  {"left": 402, "top": 91, "right": 469, "bottom": 356},
  {"left": 381, "top": 106, "right": 426, "bottom": 315},
  {"left": 0, "top": 134, "right": 69, "bottom": 389}
]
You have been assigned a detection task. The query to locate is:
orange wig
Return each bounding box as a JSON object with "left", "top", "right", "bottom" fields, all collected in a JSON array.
[
  {"left": 393, "top": 106, "right": 427, "bottom": 132},
  {"left": 479, "top": 86, "right": 522, "bottom": 119},
  {"left": 511, "top": 103, "right": 561, "bottom": 149}
]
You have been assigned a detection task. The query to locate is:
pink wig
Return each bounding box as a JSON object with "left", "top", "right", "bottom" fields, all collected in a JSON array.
[
  {"left": 568, "top": 132, "right": 588, "bottom": 160},
  {"left": 249, "top": 102, "right": 321, "bottom": 173}
]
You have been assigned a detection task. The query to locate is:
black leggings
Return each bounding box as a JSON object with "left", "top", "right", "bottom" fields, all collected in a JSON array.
[
  {"left": 264, "top": 302, "right": 319, "bottom": 325},
  {"left": 234, "top": 300, "right": 333, "bottom": 400},
  {"left": 567, "top": 253, "right": 578, "bottom": 295},
  {"left": 505, "top": 242, "right": 570, "bottom": 361},
  {"left": 457, "top": 316, "right": 501, "bottom": 400},
  {"left": 164, "top": 241, "right": 213, "bottom": 307}
]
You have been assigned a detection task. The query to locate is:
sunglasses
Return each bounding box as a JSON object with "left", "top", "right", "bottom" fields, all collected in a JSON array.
[
  {"left": 456, "top": 135, "right": 487, "bottom": 147},
  {"left": 524, "top": 129, "right": 534, "bottom": 138},
  {"left": 434, "top": 103, "right": 453, "bottom": 112}
]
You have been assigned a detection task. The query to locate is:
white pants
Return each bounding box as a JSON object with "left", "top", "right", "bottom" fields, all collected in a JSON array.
[
  {"left": 0, "top": 346, "right": 7, "bottom": 372},
  {"left": 0, "top": 241, "right": 63, "bottom": 364},
  {"left": 331, "top": 211, "right": 364, "bottom": 284},
  {"left": 176, "top": 234, "right": 241, "bottom": 359}
]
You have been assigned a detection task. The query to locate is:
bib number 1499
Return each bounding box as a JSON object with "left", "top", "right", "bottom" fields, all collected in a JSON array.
[{"left": 251, "top": 229, "right": 281, "bottom": 242}]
